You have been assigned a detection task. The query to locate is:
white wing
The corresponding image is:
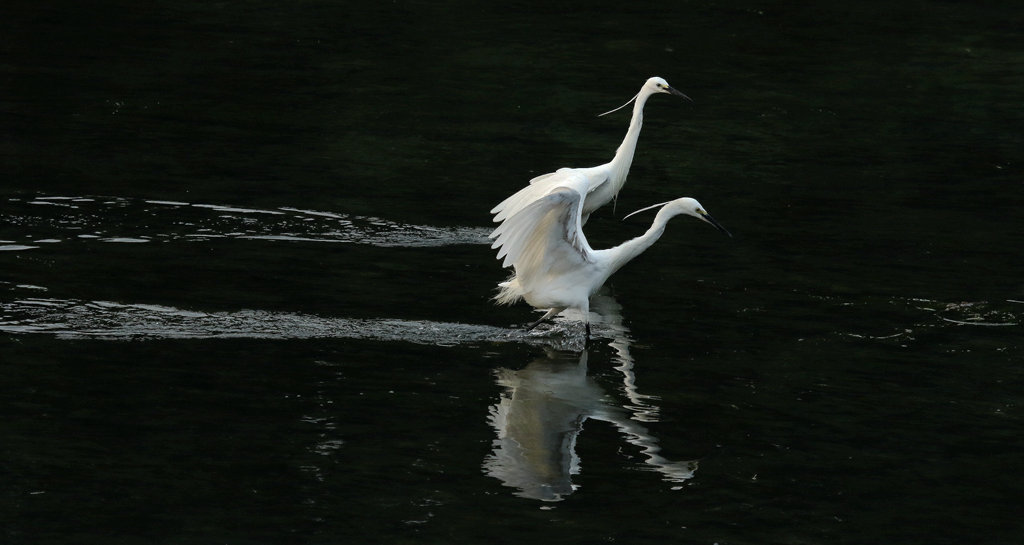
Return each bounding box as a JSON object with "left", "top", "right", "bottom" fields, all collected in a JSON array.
[
  {"left": 489, "top": 175, "right": 593, "bottom": 289},
  {"left": 490, "top": 168, "right": 608, "bottom": 224}
]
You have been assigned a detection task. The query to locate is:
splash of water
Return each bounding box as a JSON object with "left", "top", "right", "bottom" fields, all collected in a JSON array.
[
  {"left": 1, "top": 195, "right": 491, "bottom": 250},
  {"left": 0, "top": 295, "right": 595, "bottom": 349}
]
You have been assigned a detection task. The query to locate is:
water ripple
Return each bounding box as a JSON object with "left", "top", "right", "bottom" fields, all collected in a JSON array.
[
  {"left": 838, "top": 296, "right": 1021, "bottom": 344},
  {"left": 0, "top": 296, "right": 586, "bottom": 349},
  {"left": 2, "top": 195, "right": 490, "bottom": 249}
]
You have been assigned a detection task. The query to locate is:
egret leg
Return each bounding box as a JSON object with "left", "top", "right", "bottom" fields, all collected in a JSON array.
[
  {"left": 525, "top": 307, "right": 564, "bottom": 331},
  {"left": 580, "top": 300, "right": 591, "bottom": 340}
]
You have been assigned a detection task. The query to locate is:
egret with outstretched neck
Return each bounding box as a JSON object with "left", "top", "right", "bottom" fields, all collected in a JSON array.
[
  {"left": 490, "top": 77, "right": 690, "bottom": 227},
  {"left": 490, "top": 174, "right": 730, "bottom": 336}
]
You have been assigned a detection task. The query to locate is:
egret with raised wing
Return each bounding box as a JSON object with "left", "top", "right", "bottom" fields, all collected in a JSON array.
[
  {"left": 490, "top": 174, "right": 730, "bottom": 336},
  {"left": 490, "top": 77, "right": 690, "bottom": 227}
]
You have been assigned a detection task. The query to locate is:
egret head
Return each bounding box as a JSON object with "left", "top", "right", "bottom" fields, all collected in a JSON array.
[
  {"left": 599, "top": 77, "right": 691, "bottom": 117},
  {"left": 624, "top": 197, "right": 731, "bottom": 237},
  {"left": 646, "top": 77, "right": 691, "bottom": 100}
]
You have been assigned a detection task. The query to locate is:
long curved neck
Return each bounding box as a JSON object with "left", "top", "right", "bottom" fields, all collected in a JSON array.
[
  {"left": 606, "top": 207, "right": 675, "bottom": 275},
  {"left": 607, "top": 92, "right": 651, "bottom": 189}
]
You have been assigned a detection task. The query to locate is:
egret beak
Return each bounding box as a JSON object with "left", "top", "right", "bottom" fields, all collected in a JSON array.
[
  {"left": 699, "top": 211, "right": 732, "bottom": 237},
  {"left": 622, "top": 201, "right": 671, "bottom": 220},
  {"left": 667, "top": 86, "right": 692, "bottom": 101}
]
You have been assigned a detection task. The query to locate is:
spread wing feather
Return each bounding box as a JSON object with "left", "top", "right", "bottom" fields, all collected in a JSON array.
[
  {"left": 490, "top": 167, "right": 608, "bottom": 223},
  {"left": 489, "top": 175, "right": 592, "bottom": 292}
]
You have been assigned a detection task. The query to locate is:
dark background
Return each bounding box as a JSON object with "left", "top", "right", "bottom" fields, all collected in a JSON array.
[{"left": 3, "top": 1, "right": 1023, "bottom": 543}]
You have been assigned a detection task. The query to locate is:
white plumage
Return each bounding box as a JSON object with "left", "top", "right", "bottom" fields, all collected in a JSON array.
[
  {"left": 490, "top": 77, "right": 690, "bottom": 227},
  {"left": 490, "top": 173, "right": 730, "bottom": 334}
]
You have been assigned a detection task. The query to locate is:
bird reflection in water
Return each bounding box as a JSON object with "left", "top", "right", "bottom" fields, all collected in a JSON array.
[{"left": 483, "top": 293, "right": 697, "bottom": 501}]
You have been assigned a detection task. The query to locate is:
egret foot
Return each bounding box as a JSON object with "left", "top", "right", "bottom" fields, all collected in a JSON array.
[
  {"left": 525, "top": 307, "right": 564, "bottom": 332},
  {"left": 525, "top": 317, "right": 553, "bottom": 331}
]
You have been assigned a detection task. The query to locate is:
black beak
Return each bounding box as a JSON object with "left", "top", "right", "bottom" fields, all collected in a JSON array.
[
  {"left": 668, "top": 86, "right": 692, "bottom": 101},
  {"left": 702, "top": 212, "right": 732, "bottom": 237}
]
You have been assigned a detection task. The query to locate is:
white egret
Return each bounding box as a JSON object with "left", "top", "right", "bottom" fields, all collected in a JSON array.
[
  {"left": 490, "top": 174, "right": 730, "bottom": 336},
  {"left": 490, "top": 77, "right": 690, "bottom": 226}
]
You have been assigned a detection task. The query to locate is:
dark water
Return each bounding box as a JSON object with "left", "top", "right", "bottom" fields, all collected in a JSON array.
[{"left": 3, "top": 1, "right": 1023, "bottom": 543}]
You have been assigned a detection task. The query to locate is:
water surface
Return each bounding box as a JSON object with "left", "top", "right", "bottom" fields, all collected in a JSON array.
[{"left": 3, "top": 1, "right": 1023, "bottom": 544}]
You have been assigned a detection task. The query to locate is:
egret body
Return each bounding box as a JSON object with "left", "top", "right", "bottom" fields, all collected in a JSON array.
[
  {"left": 490, "top": 174, "right": 729, "bottom": 335},
  {"left": 490, "top": 77, "right": 689, "bottom": 226}
]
